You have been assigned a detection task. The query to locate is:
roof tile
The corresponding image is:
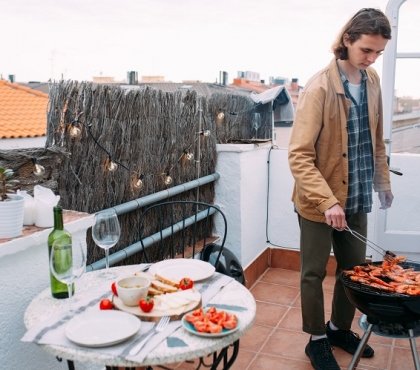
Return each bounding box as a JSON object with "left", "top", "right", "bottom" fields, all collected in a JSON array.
[{"left": 0, "top": 80, "right": 48, "bottom": 139}]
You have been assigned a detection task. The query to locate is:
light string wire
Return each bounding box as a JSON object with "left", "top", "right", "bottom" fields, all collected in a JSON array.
[{"left": 59, "top": 106, "right": 217, "bottom": 189}]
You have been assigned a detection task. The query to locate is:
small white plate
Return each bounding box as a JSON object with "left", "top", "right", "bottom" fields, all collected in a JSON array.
[
  {"left": 181, "top": 310, "right": 239, "bottom": 338},
  {"left": 65, "top": 310, "right": 141, "bottom": 347},
  {"left": 149, "top": 259, "right": 215, "bottom": 282}
]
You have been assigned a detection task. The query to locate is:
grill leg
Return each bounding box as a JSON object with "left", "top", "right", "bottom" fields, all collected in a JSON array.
[
  {"left": 408, "top": 329, "right": 420, "bottom": 370},
  {"left": 347, "top": 323, "right": 373, "bottom": 370}
]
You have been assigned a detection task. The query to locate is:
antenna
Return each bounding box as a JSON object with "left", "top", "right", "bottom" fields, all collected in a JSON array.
[{"left": 50, "top": 49, "right": 56, "bottom": 80}]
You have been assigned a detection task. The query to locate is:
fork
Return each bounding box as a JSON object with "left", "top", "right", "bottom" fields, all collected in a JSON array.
[{"left": 129, "top": 315, "right": 170, "bottom": 356}]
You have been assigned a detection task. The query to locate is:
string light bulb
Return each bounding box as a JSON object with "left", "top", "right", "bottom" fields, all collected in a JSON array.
[
  {"left": 132, "top": 174, "right": 144, "bottom": 190},
  {"left": 184, "top": 150, "right": 194, "bottom": 161},
  {"left": 32, "top": 158, "right": 46, "bottom": 177},
  {"left": 68, "top": 123, "right": 82, "bottom": 139},
  {"left": 216, "top": 110, "right": 225, "bottom": 125},
  {"left": 164, "top": 173, "right": 173, "bottom": 186},
  {"left": 105, "top": 157, "right": 118, "bottom": 172},
  {"left": 200, "top": 130, "right": 211, "bottom": 137}
]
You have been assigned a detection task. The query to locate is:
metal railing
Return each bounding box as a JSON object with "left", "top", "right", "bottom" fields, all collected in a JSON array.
[{"left": 86, "top": 173, "right": 220, "bottom": 271}]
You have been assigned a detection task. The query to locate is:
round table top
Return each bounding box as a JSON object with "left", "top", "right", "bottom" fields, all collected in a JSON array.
[{"left": 24, "top": 264, "right": 256, "bottom": 367}]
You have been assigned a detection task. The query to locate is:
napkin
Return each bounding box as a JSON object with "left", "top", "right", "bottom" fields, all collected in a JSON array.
[
  {"left": 33, "top": 185, "right": 60, "bottom": 227},
  {"left": 17, "top": 190, "right": 35, "bottom": 226},
  {"left": 124, "top": 320, "right": 181, "bottom": 362}
]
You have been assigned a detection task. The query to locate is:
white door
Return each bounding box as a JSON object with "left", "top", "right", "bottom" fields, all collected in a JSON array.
[
  {"left": 375, "top": 153, "right": 420, "bottom": 262},
  {"left": 374, "top": 0, "right": 420, "bottom": 262}
]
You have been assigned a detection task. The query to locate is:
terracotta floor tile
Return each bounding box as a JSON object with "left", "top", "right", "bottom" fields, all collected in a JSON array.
[
  {"left": 173, "top": 360, "right": 198, "bottom": 369},
  {"left": 278, "top": 306, "right": 302, "bottom": 331},
  {"left": 229, "top": 349, "right": 257, "bottom": 370},
  {"left": 390, "top": 346, "right": 419, "bottom": 370},
  {"left": 240, "top": 324, "right": 274, "bottom": 352},
  {"left": 251, "top": 281, "right": 299, "bottom": 305},
  {"left": 323, "top": 290, "right": 334, "bottom": 313},
  {"left": 333, "top": 343, "right": 391, "bottom": 369},
  {"left": 251, "top": 353, "right": 314, "bottom": 370},
  {"left": 254, "top": 301, "right": 289, "bottom": 327},
  {"left": 261, "top": 328, "right": 309, "bottom": 361},
  {"left": 393, "top": 336, "right": 420, "bottom": 349},
  {"left": 260, "top": 268, "right": 300, "bottom": 287},
  {"left": 323, "top": 274, "right": 337, "bottom": 293}
]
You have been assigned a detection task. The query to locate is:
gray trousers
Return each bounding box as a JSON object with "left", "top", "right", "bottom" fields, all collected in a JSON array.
[{"left": 299, "top": 212, "right": 367, "bottom": 335}]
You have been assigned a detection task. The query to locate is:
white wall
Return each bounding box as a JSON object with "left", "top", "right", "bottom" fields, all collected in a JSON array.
[
  {"left": 214, "top": 142, "right": 410, "bottom": 267},
  {"left": 0, "top": 216, "right": 97, "bottom": 370},
  {"left": 0, "top": 137, "right": 46, "bottom": 149},
  {"left": 266, "top": 147, "right": 300, "bottom": 249},
  {"left": 215, "top": 144, "right": 271, "bottom": 268}
]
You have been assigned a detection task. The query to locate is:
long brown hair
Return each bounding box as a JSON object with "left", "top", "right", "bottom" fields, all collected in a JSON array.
[{"left": 332, "top": 8, "right": 391, "bottom": 60}]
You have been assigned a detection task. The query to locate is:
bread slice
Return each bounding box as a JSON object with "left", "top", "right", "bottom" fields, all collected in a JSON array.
[
  {"left": 147, "top": 286, "right": 164, "bottom": 296},
  {"left": 154, "top": 273, "right": 179, "bottom": 288},
  {"left": 151, "top": 279, "right": 179, "bottom": 293}
]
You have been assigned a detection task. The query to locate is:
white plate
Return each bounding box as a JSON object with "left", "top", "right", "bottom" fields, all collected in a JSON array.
[
  {"left": 149, "top": 259, "right": 215, "bottom": 282},
  {"left": 181, "top": 309, "right": 239, "bottom": 338},
  {"left": 65, "top": 310, "right": 141, "bottom": 347}
]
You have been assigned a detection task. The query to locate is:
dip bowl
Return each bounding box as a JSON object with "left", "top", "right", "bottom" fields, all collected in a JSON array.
[{"left": 116, "top": 275, "right": 151, "bottom": 307}]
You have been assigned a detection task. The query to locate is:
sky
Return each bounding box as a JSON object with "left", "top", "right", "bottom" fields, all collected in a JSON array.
[{"left": 1, "top": 0, "right": 419, "bottom": 98}]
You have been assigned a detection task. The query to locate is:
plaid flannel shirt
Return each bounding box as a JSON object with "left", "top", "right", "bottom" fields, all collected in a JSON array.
[{"left": 340, "top": 71, "right": 374, "bottom": 215}]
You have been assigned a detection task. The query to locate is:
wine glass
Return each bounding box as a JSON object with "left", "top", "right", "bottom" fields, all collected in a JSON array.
[
  {"left": 92, "top": 209, "right": 121, "bottom": 278},
  {"left": 251, "top": 112, "right": 262, "bottom": 139},
  {"left": 50, "top": 238, "right": 86, "bottom": 313}
]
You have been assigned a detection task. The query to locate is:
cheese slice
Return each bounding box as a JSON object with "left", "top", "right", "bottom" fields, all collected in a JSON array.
[{"left": 155, "top": 289, "right": 200, "bottom": 311}]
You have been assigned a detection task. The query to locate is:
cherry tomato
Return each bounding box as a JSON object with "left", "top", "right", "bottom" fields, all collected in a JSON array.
[
  {"left": 223, "top": 318, "right": 238, "bottom": 330},
  {"left": 139, "top": 296, "right": 154, "bottom": 313},
  {"left": 99, "top": 298, "right": 114, "bottom": 310},
  {"left": 111, "top": 282, "right": 118, "bottom": 296},
  {"left": 179, "top": 277, "right": 194, "bottom": 290}
]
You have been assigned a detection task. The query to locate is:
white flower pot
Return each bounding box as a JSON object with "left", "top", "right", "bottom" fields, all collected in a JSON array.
[{"left": 0, "top": 195, "right": 25, "bottom": 239}]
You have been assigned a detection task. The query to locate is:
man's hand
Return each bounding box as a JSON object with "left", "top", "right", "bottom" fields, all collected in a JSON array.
[
  {"left": 324, "top": 204, "right": 347, "bottom": 230},
  {"left": 378, "top": 190, "right": 394, "bottom": 209}
]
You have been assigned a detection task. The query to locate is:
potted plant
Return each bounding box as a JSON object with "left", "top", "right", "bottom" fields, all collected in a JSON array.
[{"left": 0, "top": 166, "right": 24, "bottom": 239}]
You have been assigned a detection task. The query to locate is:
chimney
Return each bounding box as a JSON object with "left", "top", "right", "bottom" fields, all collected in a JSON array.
[
  {"left": 127, "top": 71, "right": 138, "bottom": 85},
  {"left": 8, "top": 74, "right": 15, "bottom": 83},
  {"left": 222, "top": 71, "right": 228, "bottom": 86},
  {"left": 291, "top": 78, "right": 299, "bottom": 90}
]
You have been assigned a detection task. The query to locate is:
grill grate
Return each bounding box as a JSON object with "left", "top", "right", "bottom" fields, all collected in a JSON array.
[
  {"left": 342, "top": 274, "right": 410, "bottom": 297},
  {"left": 341, "top": 261, "right": 420, "bottom": 298}
]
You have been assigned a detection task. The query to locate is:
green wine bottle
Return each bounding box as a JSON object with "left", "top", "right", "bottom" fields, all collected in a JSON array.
[{"left": 48, "top": 206, "right": 74, "bottom": 298}]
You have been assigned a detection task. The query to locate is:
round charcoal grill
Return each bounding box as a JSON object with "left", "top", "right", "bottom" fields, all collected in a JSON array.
[{"left": 340, "top": 261, "right": 420, "bottom": 324}]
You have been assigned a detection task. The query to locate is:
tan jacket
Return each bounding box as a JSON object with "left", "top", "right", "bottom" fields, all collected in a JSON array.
[{"left": 288, "top": 59, "right": 391, "bottom": 223}]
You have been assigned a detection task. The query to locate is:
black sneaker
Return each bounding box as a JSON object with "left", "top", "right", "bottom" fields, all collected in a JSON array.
[
  {"left": 305, "top": 338, "right": 340, "bottom": 370},
  {"left": 326, "top": 321, "right": 374, "bottom": 358}
]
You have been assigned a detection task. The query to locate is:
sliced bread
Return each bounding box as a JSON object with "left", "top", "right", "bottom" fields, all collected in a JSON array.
[
  {"left": 151, "top": 279, "right": 179, "bottom": 293},
  {"left": 154, "top": 273, "right": 179, "bottom": 288}
]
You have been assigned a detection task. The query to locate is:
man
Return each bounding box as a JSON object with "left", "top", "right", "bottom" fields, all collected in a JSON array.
[{"left": 288, "top": 8, "right": 394, "bottom": 370}]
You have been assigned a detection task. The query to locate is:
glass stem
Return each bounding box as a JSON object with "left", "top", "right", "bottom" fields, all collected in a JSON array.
[
  {"left": 67, "top": 282, "right": 74, "bottom": 313},
  {"left": 105, "top": 248, "right": 110, "bottom": 270}
]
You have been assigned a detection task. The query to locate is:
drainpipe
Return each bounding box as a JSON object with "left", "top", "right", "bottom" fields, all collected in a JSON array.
[{"left": 271, "top": 101, "right": 276, "bottom": 145}]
